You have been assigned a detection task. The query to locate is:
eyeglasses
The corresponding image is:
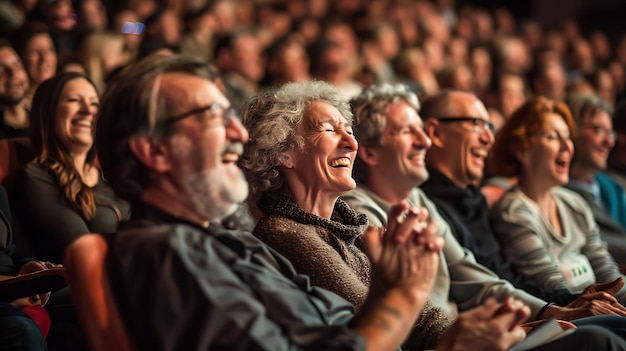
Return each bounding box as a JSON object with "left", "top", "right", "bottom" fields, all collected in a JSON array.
[
  {"left": 581, "top": 125, "right": 617, "bottom": 141},
  {"left": 435, "top": 116, "right": 495, "bottom": 135},
  {"left": 162, "top": 103, "right": 237, "bottom": 128}
]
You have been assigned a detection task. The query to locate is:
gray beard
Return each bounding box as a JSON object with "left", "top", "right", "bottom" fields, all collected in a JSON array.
[{"left": 183, "top": 168, "right": 249, "bottom": 222}]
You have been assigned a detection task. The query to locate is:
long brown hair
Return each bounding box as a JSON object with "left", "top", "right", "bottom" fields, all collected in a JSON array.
[{"left": 29, "top": 72, "right": 99, "bottom": 220}]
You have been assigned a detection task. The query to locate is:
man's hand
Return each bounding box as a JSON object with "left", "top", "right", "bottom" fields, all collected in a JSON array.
[{"left": 436, "top": 298, "right": 529, "bottom": 351}]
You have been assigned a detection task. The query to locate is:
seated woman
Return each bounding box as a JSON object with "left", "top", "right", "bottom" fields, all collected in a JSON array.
[
  {"left": 489, "top": 96, "right": 626, "bottom": 303},
  {"left": 240, "top": 81, "right": 452, "bottom": 350},
  {"left": 13, "top": 72, "right": 130, "bottom": 263}
]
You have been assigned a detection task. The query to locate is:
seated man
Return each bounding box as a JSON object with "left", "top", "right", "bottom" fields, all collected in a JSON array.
[
  {"left": 342, "top": 83, "right": 626, "bottom": 348},
  {"left": 564, "top": 94, "right": 626, "bottom": 262},
  {"left": 95, "top": 54, "right": 538, "bottom": 350}
]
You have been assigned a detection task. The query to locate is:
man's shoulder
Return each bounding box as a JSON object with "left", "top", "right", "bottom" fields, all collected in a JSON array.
[
  {"left": 341, "top": 186, "right": 387, "bottom": 227},
  {"left": 113, "top": 220, "right": 243, "bottom": 259},
  {"left": 597, "top": 172, "right": 626, "bottom": 192}
]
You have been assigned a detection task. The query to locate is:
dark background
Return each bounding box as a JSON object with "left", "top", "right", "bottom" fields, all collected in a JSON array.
[{"left": 460, "top": 0, "right": 626, "bottom": 41}]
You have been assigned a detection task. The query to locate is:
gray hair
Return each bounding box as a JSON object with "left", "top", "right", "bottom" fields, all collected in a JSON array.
[
  {"left": 350, "top": 83, "right": 420, "bottom": 183},
  {"left": 566, "top": 93, "right": 613, "bottom": 130},
  {"left": 240, "top": 80, "right": 352, "bottom": 195},
  {"left": 96, "top": 54, "right": 220, "bottom": 201}
]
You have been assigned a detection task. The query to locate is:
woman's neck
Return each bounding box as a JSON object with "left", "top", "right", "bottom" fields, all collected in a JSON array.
[
  {"left": 285, "top": 187, "right": 337, "bottom": 219},
  {"left": 518, "top": 174, "right": 554, "bottom": 212},
  {"left": 71, "top": 152, "right": 98, "bottom": 186}
]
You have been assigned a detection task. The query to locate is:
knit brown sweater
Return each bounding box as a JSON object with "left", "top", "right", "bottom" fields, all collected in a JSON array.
[{"left": 253, "top": 191, "right": 453, "bottom": 350}]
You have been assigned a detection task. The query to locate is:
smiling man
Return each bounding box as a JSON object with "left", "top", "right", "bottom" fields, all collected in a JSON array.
[
  {"left": 565, "top": 94, "right": 626, "bottom": 263},
  {"left": 0, "top": 40, "right": 29, "bottom": 139}
]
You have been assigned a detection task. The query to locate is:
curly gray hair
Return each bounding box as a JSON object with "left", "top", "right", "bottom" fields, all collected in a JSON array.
[
  {"left": 240, "top": 80, "right": 352, "bottom": 195},
  {"left": 350, "top": 83, "right": 420, "bottom": 183}
]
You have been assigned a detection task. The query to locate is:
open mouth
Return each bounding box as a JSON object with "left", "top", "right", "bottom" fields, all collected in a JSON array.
[
  {"left": 555, "top": 159, "right": 569, "bottom": 172},
  {"left": 471, "top": 148, "right": 488, "bottom": 158},
  {"left": 222, "top": 152, "right": 240, "bottom": 163},
  {"left": 329, "top": 158, "right": 351, "bottom": 168},
  {"left": 71, "top": 119, "right": 92, "bottom": 128}
]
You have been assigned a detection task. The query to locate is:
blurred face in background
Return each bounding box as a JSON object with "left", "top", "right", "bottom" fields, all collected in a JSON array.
[
  {"left": 46, "top": 0, "right": 77, "bottom": 31},
  {"left": 499, "top": 74, "right": 526, "bottom": 118},
  {"left": 23, "top": 33, "right": 57, "bottom": 86},
  {"left": 574, "top": 109, "right": 615, "bottom": 173},
  {"left": 0, "top": 47, "right": 28, "bottom": 105}
]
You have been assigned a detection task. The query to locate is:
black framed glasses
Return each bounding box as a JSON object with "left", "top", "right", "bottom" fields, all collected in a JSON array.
[
  {"left": 435, "top": 116, "right": 495, "bottom": 135},
  {"left": 162, "top": 103, "right": 237, "bottom": 128}
]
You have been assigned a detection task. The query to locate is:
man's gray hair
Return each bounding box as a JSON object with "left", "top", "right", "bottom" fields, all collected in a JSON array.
[
  {"left": 350, "top": 83, "right": 420, "bottom": 183},
  {"left": 566, "top": 93, "right": 613, "bottom": 130},
  {"left": 240, "top": 80, "right": 352, "bottom": 195}
]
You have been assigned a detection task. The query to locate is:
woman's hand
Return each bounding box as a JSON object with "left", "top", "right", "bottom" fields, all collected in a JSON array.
[
  {"left": 361, "top": 202, "right": 444, "bottom": 300},
  {"left": 11, "top": 260, "right": 62, "bottom": 308}
]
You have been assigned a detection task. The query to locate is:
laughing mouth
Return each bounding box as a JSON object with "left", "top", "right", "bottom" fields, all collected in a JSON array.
[{"left": 329, "top": 158, "right": 351, "bottom": 168}]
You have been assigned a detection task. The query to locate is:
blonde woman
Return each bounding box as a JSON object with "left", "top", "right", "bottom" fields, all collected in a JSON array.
[{"left": 80, "top": 31, "right": 130, "bottom": 93}]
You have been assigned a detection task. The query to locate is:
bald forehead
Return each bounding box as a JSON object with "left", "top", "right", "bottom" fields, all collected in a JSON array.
[{"left": 445, "top": 92, "right": 488, "bottom": 118}]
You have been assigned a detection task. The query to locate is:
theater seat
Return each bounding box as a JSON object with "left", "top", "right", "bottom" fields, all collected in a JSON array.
[
  {"left": 0, "top": 137, "right": 34, "bottom": 189},
  {"left": 63, "top": 234, "right": 134, "bottom": 351}
]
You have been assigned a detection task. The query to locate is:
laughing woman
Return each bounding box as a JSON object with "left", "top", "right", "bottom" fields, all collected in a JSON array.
[
  {"left": 13, "top": 72, "right": 130, "bottom": 263},
  {"left": 240, "top": 81, "right": 452, "bottom": 351},
  {"left": 489, "top": 96, "right": 626, "bottom": 303}
]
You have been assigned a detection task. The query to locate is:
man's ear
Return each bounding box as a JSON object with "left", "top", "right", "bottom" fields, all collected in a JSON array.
[
  {"left": 358, "top": 145, "right": 378, "bottom": 166},
  {"left": 128, "top": 137, "right": 171, "bottom": 172},
  {"left": 424, "top": 118, "right": 443, "bottom": 147}
]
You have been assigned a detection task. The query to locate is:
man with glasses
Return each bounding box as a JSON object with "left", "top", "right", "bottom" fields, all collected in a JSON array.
[
  {"left": 343, "top": 86, "right": 626, "bottom": 345},
  {"left": 565, "top": 94, "right": 626, "bottom": 263}
]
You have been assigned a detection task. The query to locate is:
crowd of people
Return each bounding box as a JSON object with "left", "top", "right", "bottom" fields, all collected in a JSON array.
[{"left": 2, "top": 0, "right": 626, "bottom": 350}]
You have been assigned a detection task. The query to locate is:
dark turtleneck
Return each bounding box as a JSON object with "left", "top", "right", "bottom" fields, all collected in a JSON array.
[{"left": 421, "top": 168, "right": 577, "bottom": 305}]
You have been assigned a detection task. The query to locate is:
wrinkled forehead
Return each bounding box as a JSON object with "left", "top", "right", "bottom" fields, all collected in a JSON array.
[
  {"left": 304, "top": 100, "right": 351, "bottom": 126},
  {"left": 158, "top": 73, "right": 228, "bottom": 116}
]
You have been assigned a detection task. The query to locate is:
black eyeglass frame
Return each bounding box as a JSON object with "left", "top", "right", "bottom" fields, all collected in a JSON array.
[
  {"left": 161, "top": 103, "right": 237, "bottom": 128},
  {"left": 434, "top": 116, "right": 495, "bottom": 134}
]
